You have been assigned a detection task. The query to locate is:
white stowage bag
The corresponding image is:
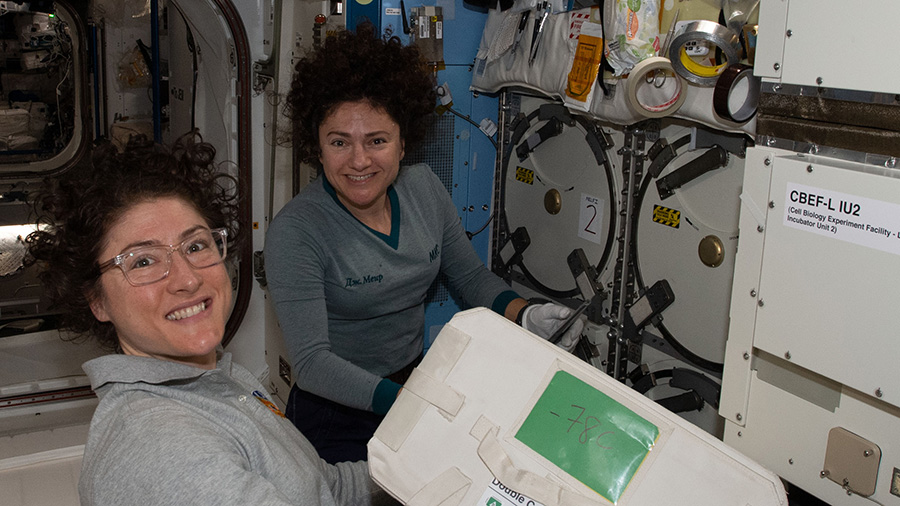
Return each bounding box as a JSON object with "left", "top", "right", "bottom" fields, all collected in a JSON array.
[
  {"left": 368, "top": 308, "right": 787, "bottom": 506},
  {"left": 470, "top": 4, "right": 757, "bottom": 135}
]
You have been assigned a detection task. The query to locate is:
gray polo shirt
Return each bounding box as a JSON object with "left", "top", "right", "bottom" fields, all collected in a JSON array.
[{"left": 78, "top": 352, "right": 376, "bottom": 505}]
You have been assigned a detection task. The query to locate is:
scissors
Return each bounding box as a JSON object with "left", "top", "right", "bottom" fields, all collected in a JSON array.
[
  {"left": 506, "top": 10, "right": 531, "bottom": 70},
  {"left": 528, "top": 1, "right": 551, "bottom": 66},
  {"left": 646, "top": 9, "right": 681, "bottom": 88}
]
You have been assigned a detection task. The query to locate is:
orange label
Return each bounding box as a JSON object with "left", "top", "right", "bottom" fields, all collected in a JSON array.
[
  {"left": 566, "top": 26, "right": 604, "bottom": 102},
  {"left": 626, "top": 9, "right": 638, "bottom": 40},
  {"left": 566, "top": 41, "right": 600, "bottom": 100}
]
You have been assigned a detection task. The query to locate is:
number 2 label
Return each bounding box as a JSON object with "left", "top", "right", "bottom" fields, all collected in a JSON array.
[{"left": 579, "top": 193, "right": 605, "bottom": 245}]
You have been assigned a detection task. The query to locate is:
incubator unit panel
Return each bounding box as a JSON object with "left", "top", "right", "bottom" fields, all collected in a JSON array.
[
  {"left": 720, "top": 146, "right": 900, "bottom": 506},
  {"left": 716, "top": 1, "right": 900, "bottom": 504}
]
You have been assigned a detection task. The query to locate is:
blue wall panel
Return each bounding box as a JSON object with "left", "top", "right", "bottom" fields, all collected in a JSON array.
[
  {"left": 384, "top": 0, "right": 500, "bottom": 342},
  {"left": 346, "top": 0, "right": 499, "bottom": 343}
]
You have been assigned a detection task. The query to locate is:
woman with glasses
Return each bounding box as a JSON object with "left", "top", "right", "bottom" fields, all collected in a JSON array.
[
  {"left": 264, "top": 24, "right": 584, "bottom": 465},
  {"left": 26, "top": 132, "right": 379, "bottom": 505}
]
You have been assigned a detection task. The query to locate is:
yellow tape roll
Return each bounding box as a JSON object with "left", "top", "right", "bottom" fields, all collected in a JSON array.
[
  {"left": 679, "top": 46, "right": 728, "bottom": 78},
  {"left": 668, "top": 20, "right": 741, "bottom": 87}
]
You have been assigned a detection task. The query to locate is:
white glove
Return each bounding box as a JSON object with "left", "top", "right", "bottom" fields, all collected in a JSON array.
[{"left": 521, "top": 303, "right": 584, "bottom": 352}]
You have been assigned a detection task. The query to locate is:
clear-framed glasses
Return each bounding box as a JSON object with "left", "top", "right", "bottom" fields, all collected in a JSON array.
[{"left": 98, "top": 228, "right": 228, "bottom": 287}]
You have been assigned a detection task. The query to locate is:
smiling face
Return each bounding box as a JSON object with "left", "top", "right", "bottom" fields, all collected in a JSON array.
[
  {"left": 318, "top": 100, "right": 405, "bottom": 217},
  {"left": 89, "top": 197, "right": 232, "bottom": 369}
]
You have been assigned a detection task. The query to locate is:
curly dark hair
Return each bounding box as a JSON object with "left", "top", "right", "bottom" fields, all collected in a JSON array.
[
  {"left": 25, "top": 131, "right": 242, "bottom": 351},
  {"left": 286, "top": 24, "right": 438, "bottom": 170}
]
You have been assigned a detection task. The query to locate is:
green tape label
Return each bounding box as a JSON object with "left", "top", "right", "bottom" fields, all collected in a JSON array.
[{"left": 515, "top": 370, "right": 659, "bottom": 503}]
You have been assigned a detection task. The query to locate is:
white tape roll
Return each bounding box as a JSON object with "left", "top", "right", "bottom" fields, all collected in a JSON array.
[{"left": 624, "top": 56, "right": 688, "bottom": 119}]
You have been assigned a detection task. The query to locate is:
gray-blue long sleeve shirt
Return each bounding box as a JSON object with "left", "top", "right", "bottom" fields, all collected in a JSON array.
[{"left": 265, "top": 165, "right": 518, "bottom": 412}]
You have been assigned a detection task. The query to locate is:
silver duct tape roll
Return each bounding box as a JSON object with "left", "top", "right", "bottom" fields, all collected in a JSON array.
[
  {"left": 625, "top": 56, "right": 688, "bottom": 118},
  {"left": 668, "top": 20, "right": 741, "bottom": 87}
]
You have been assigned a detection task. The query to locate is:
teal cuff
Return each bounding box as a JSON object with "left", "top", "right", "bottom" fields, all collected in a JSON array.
[
  {"left": 372, "top": 378, "right": 403, "bottom": 415},
  {"left": 491, "top": 290, "right": 521, "bottom": 315}
]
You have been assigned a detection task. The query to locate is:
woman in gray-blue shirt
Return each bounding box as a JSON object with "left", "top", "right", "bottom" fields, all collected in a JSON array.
[{"left": 265, "top": 24, "right": 583, "bottom": 465}]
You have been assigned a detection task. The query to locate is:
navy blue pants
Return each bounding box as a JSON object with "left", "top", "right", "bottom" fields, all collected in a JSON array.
[
  {"left": 286, "top": 357, "right": 420, "bottom": 464},
  {"left": 286, "top": 384, "right": 384, "bottom": 464}
]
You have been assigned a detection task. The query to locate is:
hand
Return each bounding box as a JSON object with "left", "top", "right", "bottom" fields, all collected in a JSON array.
[{"left": 521, "top": 303, "right": 584, "bottom": 352}]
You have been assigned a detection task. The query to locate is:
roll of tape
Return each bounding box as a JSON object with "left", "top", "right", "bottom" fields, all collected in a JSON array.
[
  {"left": 624, "top": 56, "right": 688, "bottom": 119},
  {"left": 713, "top": 63, "right": 760, "bottom": 123},
  {"left": 668, "top": 20, "right": 741, "bottom": 87}
]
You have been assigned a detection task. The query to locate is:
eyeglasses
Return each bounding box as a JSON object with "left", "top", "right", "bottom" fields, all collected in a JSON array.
[{"left": 98, "top": 228, "right": 228, "bottom": 287}]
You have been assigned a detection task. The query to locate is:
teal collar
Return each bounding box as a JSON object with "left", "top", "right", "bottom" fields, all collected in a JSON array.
[{"left": 323, "top": 175, "right": 400, "bottom": 249}]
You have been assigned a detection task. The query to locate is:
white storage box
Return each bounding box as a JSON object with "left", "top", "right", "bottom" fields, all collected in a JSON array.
[
  {"left": 369, "top": 308, "right": 786, "bottom": 506},
  {"left": 0, "top": 107, "right": 31, "bottom": 138},
  {"left": 11, "top": 101, "right": 49, "bottom": 136},
  {"left": 20, "top": 50, "right": 49, "bottom": 70}
]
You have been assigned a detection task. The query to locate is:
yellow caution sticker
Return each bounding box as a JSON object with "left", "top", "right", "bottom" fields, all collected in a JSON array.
[
  {"left": 652, "top": 205, "right": 680, "bottom": 228},
  {"left": 516, "top": 166, "right": 535, "bottom": 185}
]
